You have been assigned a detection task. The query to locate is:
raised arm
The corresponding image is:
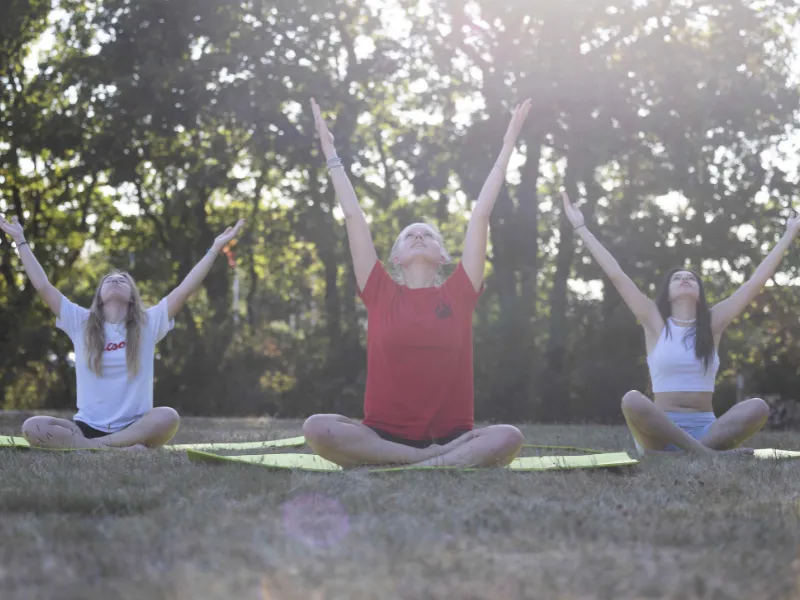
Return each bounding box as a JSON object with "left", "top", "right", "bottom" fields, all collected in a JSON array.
[
  {"left": 461, "top": 100, "right": 532, "bottom": 292},
  {"left": 310, "top": 98, "right": 377, "bottom": 292},
  {"left": 0, "top": 214, "right": 62, "bottom": 315},
  {"left": 562, "top": 193, "right": 662, "bottom": 334},
  {"left": 711, "top": 211, "right": 800, "bottom": 333},
  {"left": 165, "top": 220, "right": 245, "bottom": 320}
]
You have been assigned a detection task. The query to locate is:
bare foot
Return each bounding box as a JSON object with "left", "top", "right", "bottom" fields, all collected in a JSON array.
[
  {"left": 93, "top": 441, "right": 149, "bottom": 452},
  {"left": 118, "top": 444, "right": 149, "bottom": 452}
]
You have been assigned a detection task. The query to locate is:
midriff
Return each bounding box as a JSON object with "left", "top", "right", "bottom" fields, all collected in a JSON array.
[{"left": 654, "top": 391, "right": 714, "bottom": 413}]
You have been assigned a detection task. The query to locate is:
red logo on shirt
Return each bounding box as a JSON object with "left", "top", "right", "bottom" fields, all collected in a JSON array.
[{"left": 104, "top": 341, "right": 126, "bottom": 352}]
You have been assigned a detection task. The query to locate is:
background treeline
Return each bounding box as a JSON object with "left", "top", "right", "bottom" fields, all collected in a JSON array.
[{"left": 2, "top": 0, "right": 800, "bottom": 424}]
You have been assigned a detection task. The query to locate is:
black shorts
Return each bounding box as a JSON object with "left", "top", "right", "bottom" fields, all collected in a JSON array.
[
  {"left": 74, "top": 420, "right": 113, "bottom": 439},
  {"left": 368, "top": 426, "right": 471, "bottom": 449}
]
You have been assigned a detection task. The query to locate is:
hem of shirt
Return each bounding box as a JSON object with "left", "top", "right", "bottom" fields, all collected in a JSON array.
[{"left": 650, "top": 389, "right": 716, "bottom": 394}]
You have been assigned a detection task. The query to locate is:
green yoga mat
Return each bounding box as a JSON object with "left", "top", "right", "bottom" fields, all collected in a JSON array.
[
  {"left": 166, "top": 436, "right": 306, "bottom": 451},
  {"left": 0, "top": 436, "right": 30, "bottom": 448},
  {"left": 0, "top": 435, "right": 307, "bottom": 451},
  {"left": 371, "top": 452, "right": 639, "bottom": 472},
  {"left": 754, "top": 448, "right": 800, "bottom": 459},
  {"left": 186, "top": 449, "right": 640, "bottom": 472},
  {"left": 188, "top": 449, "right": 342, "bottom": 471}
]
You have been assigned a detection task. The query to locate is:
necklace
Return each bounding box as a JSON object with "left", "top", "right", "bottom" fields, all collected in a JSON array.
[
  {"left": 671, "top": 316, "right": 696, "bottom": 326},
  {"left": 110, "top": 321, "right": 126, "bottom": 337}
]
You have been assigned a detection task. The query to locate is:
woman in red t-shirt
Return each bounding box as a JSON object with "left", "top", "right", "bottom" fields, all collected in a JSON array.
[{"left": 302, "top": 98, "right": 531, "bottom": 468}]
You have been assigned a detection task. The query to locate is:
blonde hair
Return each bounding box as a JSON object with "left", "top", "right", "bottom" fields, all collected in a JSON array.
[
  {"left": 389, "top": 221, "right": 452, "bottom": 286},
  {"left": 84, "top": 270, "right": 147, "bottom": 378}
]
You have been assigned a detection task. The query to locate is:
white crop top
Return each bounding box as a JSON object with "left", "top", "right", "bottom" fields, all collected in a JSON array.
[{"left": 646, "top": 319, "right": 719, "bottom": 393}]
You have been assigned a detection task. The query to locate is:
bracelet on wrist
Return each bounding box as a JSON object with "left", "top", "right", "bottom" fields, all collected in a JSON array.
[
  {"left": 574, "top": 224, "right": 586, "bottom": 232},
  {"left": 326, "top": 156, "right": 344, "bottom": 170},
  {"left": 16, "top": 240, "right": 29, "bottom": 249}
]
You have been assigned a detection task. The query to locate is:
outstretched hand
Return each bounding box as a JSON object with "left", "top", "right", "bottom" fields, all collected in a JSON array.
[
  {"left": 503, "top": 99, "right": 532, "bottom": 146},
  {"left": 0, "top": 215, "right": 25, "bottom": 242},
  {"left": 310, "top": 98, "right": 336, "bottom": 159},
  {"left": 212, "top": 219, "right": 245, "bottom": 252},
  {"left": 561, "top": 192, "right": 585, "bottom": 230}
]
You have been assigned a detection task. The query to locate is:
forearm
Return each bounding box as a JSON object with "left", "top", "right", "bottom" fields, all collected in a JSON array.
[
  {"left": 319, "top": 143, "right": 366, "bottom": 222},
  {"left": 749, "top": 230, "right": 794, "bottom": 286},
  {"left": 16, "top": 241, "right": 51, "bottom": 290},
  {"left": 472, "top": 143, "right": 515, "bottom": 219},
  {"left": 575, "top": 226, "right": 626, "bottom": 281},
  {"left": 328, "top": 167, "right": 367, "bottom": 222},
  {"left": 175, "top": 249, "right": 219, "bottom": 298}
]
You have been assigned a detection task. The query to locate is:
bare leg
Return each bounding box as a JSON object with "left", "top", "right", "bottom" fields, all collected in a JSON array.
[
  {"left": 700, "top": 398, "right": 769, "bottom": 450},
  {"left": 621, "top": 391, "right": 752, "bottom": 456},
  {"left": 302, "top": 414, "right": 451, "bottom": 467},
  {"left": 21, "top": 408, "right": 179, "bottom": 450},
  {"left": 22, "top": 416, "right": 100, "bottom": 449},
  {"left": 408, "top": 425, "right": 524, "bottom": 468},
  {"left": 98, "top": 407, "right": 181, "bottom": 449}
]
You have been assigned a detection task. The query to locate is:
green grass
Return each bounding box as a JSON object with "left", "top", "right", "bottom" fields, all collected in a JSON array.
[{"left": 1, "top": 412, "right": 799, "bottom": 600}]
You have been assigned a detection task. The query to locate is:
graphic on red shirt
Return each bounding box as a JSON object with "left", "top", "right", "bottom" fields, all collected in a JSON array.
[{"left": 359, "top": 262, "right": 483, "bottom": 441}]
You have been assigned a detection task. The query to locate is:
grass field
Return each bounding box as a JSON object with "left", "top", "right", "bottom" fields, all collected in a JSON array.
[{"left": 1, "top": 412, "right": 799, "bottom": 600}]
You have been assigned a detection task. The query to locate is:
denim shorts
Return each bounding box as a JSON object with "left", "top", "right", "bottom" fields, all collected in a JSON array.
[{"left": 633, "top": 411, "right": 716, "bottom": 453}]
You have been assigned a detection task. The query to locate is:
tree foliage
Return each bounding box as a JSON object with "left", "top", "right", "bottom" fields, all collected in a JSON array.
[{"left": 2, "top": 0, "right": 799, "bottom": 422}]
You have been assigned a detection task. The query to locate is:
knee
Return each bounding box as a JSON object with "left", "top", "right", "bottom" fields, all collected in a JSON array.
[
  {"left": 621, "top": 390, "right": 649, "bottom": 415},
  {"left": 748, "top": 398, "right": 770, "bottom": 423},
  {"left": 302, "top": 414, "right": 337, "bottom": 447},
  {"left": 489, "top": 425, "right": 524, "bottom": 454},
  {"left": 499, "top": 425, "right": 524, "bottom": 451},
  {"left": 21, "top": 416, "right": 49, "bottom": 441},
  {"left": 152, "top": 407, "right": 180, "bottom": 431}
]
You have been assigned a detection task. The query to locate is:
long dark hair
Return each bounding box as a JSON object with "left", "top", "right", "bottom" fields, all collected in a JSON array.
[{"left": 654, "top": 267, "right": 715, "bottom": 371}]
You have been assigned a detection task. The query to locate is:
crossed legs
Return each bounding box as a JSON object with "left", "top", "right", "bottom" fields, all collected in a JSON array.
[
  {"left": 302, "top": 414, "right": 524, "bottom": 468},
  {"left": 621, "top": 390, "right": 768, "bottom": 455},
  {"left": 21, "top": 407, "right": 180, "bottom": 450}
]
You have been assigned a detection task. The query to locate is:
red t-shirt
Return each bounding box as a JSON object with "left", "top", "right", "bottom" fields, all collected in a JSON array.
[{"left": 359, "top": 261, "right": 483, "bottom": 441}]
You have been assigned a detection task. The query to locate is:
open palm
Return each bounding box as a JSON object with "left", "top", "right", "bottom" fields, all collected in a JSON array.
[
  {"left": 0, "top": 215, "right": 24, "bottom": 241},
  {"left": 213, "top": 219, "right": 245, "bottom": 251},
  {"left": 503, "top": 99, "right": 532, "bottom": 146},
  {"left": 786, "top": 208, "right": 800, "bottom": 236},
  {"left": 310, "top": 98, "right": 336, "bottom": 158}
]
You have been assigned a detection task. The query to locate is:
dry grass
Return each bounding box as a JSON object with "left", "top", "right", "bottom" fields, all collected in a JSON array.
[{"left": 0, "top": 412, "right": 799, "bottom": 600}]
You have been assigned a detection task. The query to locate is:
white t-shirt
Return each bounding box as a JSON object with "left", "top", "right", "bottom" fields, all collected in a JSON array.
[{"left": 56, "top": 295, "right": 174, "bottom": 432}]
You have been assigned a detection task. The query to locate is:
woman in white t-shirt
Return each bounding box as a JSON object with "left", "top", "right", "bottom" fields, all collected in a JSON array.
[{"left": 0, "top": 214, "right": 244, "bottom": 450}]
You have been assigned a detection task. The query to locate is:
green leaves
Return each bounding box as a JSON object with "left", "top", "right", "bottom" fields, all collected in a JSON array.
[{"left": 2, "top": 0, "right": 800, "bottom": 418}]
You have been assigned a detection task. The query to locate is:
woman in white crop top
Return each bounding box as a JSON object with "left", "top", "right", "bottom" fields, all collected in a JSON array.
[
  {"left": 0, "top": 213, "right": 244, "bottom": 450},
  {"left": 563, "top": 192, "right": 799, "bottom": 455}
]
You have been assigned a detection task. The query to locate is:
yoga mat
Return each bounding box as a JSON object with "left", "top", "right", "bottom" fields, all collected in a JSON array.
[
  {"left": 754, "top": 448, "right": 800, "bottom": 460},
  {"left": 509, "top": 452, "right": 638, "bottom": 471},
  {"left": 373, "top": 452, "right": 639, "bottom": 472},
  {"left": 187, "top": 450, "right": 639, "bottom": 472},
  {"left": 0, "top": 436, "right": 30, "bottom": 448},
  {"left": 187, "top": 449, "right": 342, "bottom": 471},
  {"left": 167, "top": 436, "right": 306, "bottom": 451},
  {"left": 0, "top": 435, "right": 307, "bottom": 452},
  {"left": 523, "top": 444, "right": 603, "bottom": 454}
]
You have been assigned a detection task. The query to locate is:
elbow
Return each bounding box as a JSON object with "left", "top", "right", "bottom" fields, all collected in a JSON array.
[
  {"left": 34, "top": 279, "right": 53, "bottom": 293},
  {"left": 608, "top": 269, "right": 626, "bottom": 285}
]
